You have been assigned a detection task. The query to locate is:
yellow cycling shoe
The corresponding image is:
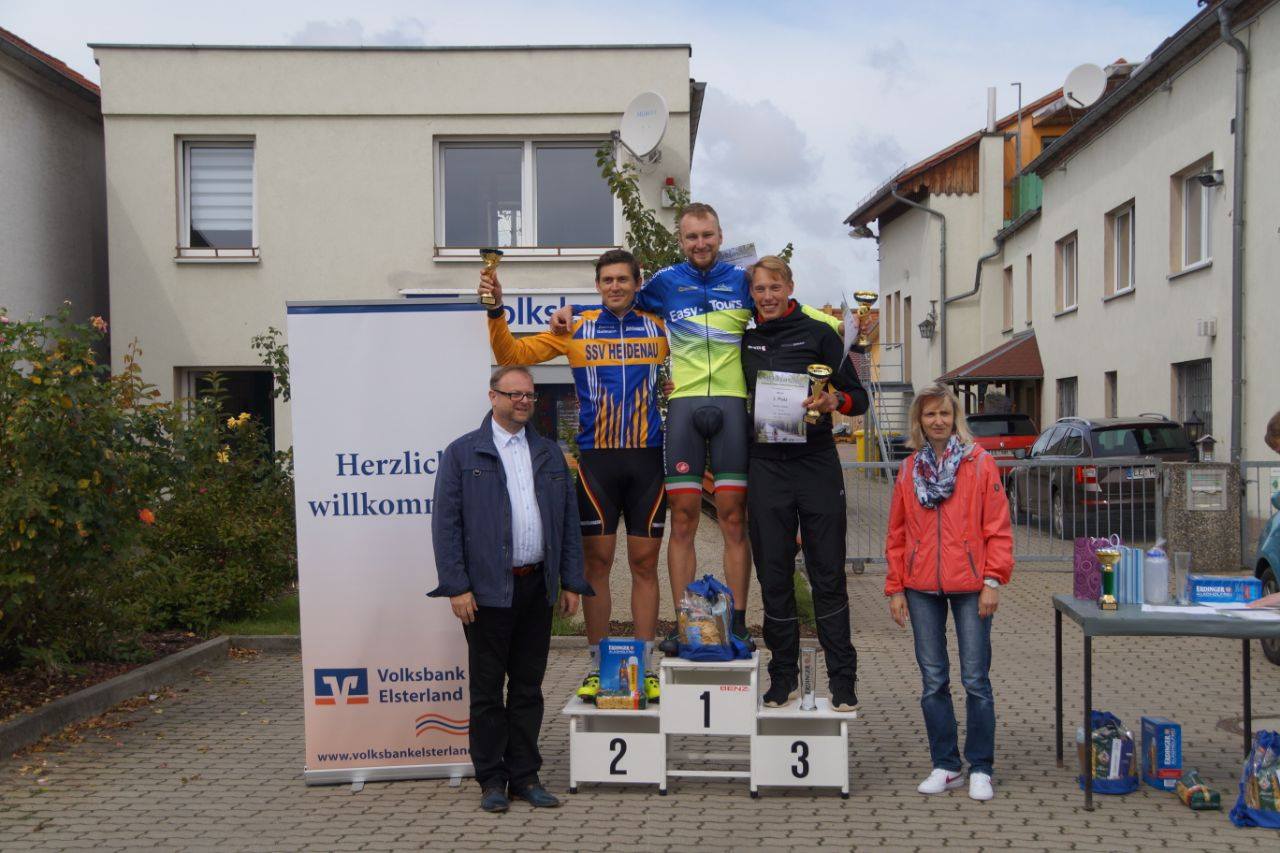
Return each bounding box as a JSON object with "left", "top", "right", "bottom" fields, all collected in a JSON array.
[
  {"left": 643, "top": 673, "right": 660, "bottom": 704},
  {"left": 576, "top": 671, "right": 600, "bottom": 703}
]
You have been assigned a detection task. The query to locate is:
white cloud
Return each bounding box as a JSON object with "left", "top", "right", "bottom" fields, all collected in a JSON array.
[{"left": 289, "top": 17, "right": 427, "bottom": 46}]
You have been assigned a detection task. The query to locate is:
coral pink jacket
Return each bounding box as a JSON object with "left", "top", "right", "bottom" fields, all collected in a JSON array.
[{"left": 885, "top": 445, "right": 1014, "bottom": 596}]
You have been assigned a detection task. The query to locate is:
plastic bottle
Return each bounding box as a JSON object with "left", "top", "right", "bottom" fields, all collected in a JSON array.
[{"left": 1144, "top": 543, "right": 1169, "bottom": 605}]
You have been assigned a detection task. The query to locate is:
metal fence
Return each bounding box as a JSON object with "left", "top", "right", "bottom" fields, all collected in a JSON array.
[
  {"left": 1241, "top": 461, "right": 1280, "bottom": 567},
  {"left": 843, "top": 457, "right": 1165, "bottom": 566}
]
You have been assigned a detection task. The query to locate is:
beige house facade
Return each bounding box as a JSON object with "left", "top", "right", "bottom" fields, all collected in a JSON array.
[
  {"left": 0, "top": 28, "right": 108, "bottom": 328},
  {"left": 92, "top": 43, "right": 701, "bottom": 446}
]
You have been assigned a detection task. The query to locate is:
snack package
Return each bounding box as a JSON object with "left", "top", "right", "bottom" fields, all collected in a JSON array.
[
  {"left": 594, "top": 638, "right": 646, "bottom": 710},
  {"left": 675, "top": 574, "right": 751, "bottom": 661},
  {"left": 1077, "top": 711, "right": 1138, "bottom": 794},
  {"left": 1230, "top": 730, "right": 1280, "bottom": 827},
  {"left": 1176, "top": 769, "right": 1221, "bottom": 810}
]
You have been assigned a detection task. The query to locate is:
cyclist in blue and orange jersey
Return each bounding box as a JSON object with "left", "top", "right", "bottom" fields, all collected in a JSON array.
[
  {"left": 551, "top": 203, "right": 839, "bottom": 645},
  {"left": 481, "top": 249, "right": 666, "bottom": 703}
]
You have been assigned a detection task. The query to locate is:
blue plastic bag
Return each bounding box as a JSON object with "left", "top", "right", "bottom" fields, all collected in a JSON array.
[
  {"left": 1077, "top": 710, "right": 1139, "bottom": 794},
  {"left": 676, "top": 574, "right": 752, "bottom": 661},
  {"left": 1229, "top": 730, "right": 1280, "bottom": 828}
]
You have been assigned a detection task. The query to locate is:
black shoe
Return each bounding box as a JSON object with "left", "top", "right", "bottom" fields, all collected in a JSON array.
[
  {"left": 480, "top": 787, "right": 510, "bottom": 813},
  {"left": 762, "top": 676, "right": 799, "bottom": 708},
  {"left": 732, "top": 623, "right": 757, "bottom": 652},
  {"left": 830, "top": 677, "right": 860, "bottom": 713},
  {"left": 510, "top": 782, "right": 561, "bottom": 808},
  {"left": 658, "top": 631, "right": 680, "bottom": 656}
]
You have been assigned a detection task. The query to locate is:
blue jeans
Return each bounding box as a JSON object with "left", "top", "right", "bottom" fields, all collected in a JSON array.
[{"left": 904, "top": 589, "right": 995, "bottom": 776}]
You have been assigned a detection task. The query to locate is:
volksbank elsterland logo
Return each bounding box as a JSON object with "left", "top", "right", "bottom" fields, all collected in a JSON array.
[
  {"left": 314, "top": 668, "right": 369, "bottom": 705},
  {"left": 415, "top": 713, "right": 469, "bottom": 737}
]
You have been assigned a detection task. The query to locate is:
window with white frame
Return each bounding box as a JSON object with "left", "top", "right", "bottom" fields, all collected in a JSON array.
[
  {"left": 1105, "top": 201, "right": 1135, "bottom": 297},
  {"left": 437, "top": 140, "right": 615, "bottom": 252},
  {"left": 1182, "top": 173, "right": 1211, "bottom": 267},
  {"left": 1024, "top": 254, "right": 1033, "bottom": 325},
  {"left": 179, "top": 139, "right": 256, "bottom": 257},
  {"left": 1002, "top": 265, "right": 1014, "bottom": 331},
  {"left": 1055, "top": 232, "right": 1077, "bottom": 312},
  {"left": 1057, "top": 376, "right": 1077, "bottom": 419}
]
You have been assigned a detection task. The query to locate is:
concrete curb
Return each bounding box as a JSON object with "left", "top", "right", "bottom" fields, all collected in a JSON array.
[
  {"left": 0, "top": 636, "right": 230, "bottom": 756},
  {"left": 549, "top": 635, "right": 588, "bottom": 649},
  {"left": 230, "top": 635, "right": 300, "bottom": 652}
]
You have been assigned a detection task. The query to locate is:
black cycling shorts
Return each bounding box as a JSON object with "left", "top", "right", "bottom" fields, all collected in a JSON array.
[
  {"left": 576, "top": 448, "right": 667, "bottom": 538},
  {"left": 663, "top": 396, "right": 749, "bottom": 495}
]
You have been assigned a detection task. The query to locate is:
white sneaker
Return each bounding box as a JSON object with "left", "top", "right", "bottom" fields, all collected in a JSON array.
[
  {"left": 969, "top": 771, "right": 994, "bottom": 801},
  {"left": 917, "top": 768, "right": 965, "bottom": 794}
]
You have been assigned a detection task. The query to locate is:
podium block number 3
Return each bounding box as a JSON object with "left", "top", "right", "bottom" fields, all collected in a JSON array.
[
  {"left": 790, "top": 741, "right": 810, "bottom": 779},
  {"left": 609, "top": 737, "right": 627, "bottom": 776}
]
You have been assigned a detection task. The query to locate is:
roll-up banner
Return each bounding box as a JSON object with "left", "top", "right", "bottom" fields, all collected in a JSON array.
[{"left": 287, "top": 299, "right": 490, "bottom": 785}]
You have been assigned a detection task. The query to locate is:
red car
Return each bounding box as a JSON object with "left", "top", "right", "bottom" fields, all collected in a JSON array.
[{"left": 966, "top": 413, "right": 1038, "bottom": 460}]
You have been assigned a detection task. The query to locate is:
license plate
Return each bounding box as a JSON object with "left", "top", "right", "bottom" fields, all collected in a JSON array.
[
  {"left": 990, "top": 450, "right": 1016, "bottom": 458},
  {"left": 1125, "top": 467, "right": 1156, "bottom": 480}
]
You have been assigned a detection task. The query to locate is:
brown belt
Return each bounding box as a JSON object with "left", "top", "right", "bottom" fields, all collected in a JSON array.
[{"left": 512, "top": 563, "right": 542, "bottom": 577}]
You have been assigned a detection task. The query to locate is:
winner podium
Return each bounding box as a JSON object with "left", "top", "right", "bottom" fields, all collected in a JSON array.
[{"left": 563, "top": 650, "right": 853, "bottom": 797}]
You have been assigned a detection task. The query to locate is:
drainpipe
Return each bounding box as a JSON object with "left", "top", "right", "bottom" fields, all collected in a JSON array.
[
  {"left": 947, "top": 235, "right": 1005, "bottom": 307},
  {"left": 890, "top": 185, "right": 948, "bottom": 373},
  {"left": 1217, "top": 5, "right": 1247, "bottom": 465}
]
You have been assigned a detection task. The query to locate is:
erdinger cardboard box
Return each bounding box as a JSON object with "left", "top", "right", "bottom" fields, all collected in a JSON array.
[
  {"left": 595, "top": 638, "right": 646, "bottom": 710},
  {"left": 1141, "top": 716, "right": 1182, "bottom": 790},
  {"left": 1187, "top": 575, "right": 1262, "bottom": 604}
]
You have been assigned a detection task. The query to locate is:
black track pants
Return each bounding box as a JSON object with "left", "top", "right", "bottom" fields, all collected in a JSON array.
[{"left": 747, "top": 448, "right": 857, "bottom": 683}]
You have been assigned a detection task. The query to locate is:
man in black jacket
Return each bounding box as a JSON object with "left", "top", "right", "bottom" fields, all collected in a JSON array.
[
  {"left": 429, "top": 366, "right": 593, "bottom": 812},
  {"left": 740, "top": 256, "right": 869, "bottom": 712}
]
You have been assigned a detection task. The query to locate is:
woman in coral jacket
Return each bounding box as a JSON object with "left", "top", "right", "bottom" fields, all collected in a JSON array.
[{"left": 884, "top": 383, "right": 1014, "bottom": 802}]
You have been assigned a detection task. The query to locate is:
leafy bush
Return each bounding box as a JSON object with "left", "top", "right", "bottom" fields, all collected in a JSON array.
[
  {"left": 0, "top": 307, "right": 163, "bottom": 664},
  {"left": 0, "top": 307, "right": 297, "bottom": 667},
  {"left": 138, "top": 396, "right": 296, "bottom": 633}
]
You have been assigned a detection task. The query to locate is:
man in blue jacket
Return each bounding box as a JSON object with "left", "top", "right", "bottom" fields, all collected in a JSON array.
[{"left": 429, "top": 365, "right": 593, "bottom": 813}]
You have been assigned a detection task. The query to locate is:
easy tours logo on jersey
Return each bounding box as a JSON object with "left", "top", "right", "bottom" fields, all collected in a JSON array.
[{"left": 314, "top": 668, "right": 370, "bottom": 705}]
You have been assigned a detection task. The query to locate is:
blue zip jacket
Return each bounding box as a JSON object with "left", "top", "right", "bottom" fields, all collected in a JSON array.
[{"left": 428, "top": 413, "right": 592, "bottom": 607}]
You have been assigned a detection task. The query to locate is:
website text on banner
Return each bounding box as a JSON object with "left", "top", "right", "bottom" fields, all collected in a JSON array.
[{"left": 288, "top": 300, "right": 491, "bottom": 785}]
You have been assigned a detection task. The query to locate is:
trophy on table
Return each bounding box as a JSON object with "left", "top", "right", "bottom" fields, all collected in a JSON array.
[
  {"left": 479, "top": 247, "right": 504, "bottom": 307},
  {"left": 804, "top": 363, "right": 833, "bottom": 425},
  {"left": 1094, "top": 544, "right": 1121, "bottom": 611},
  {"left": 853, "top": 291, "right": 878, "bottom": 349}
]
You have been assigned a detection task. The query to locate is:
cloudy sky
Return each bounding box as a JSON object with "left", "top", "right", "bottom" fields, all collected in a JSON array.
[{"left": 5, "top": 0, "right": 1194, "bottom": 304}]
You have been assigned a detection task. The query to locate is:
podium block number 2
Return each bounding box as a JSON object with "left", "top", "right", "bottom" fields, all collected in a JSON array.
[
  {"left": 790, "top": 741, "right": 810, "bottom": 778},
  {"left": 609, "top": 737, "right": 627, "bottom": 776}
]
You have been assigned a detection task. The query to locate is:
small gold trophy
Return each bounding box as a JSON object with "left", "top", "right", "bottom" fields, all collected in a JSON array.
[
  {"left": 853, "top": 290, "right": 878, "bottom": 348},
  {"left": 804, "top": 363, "right": 833, "bottom": 425},
  {"left": 479, "top": 247, "right": 504, "bottom": 307},
  {"left": 1094, "top": 545, "right": 1121, "bottom": 611}
]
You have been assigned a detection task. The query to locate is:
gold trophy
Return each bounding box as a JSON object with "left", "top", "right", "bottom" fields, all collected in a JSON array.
[
  {"left": 804, "top": 363, "right": 833, "bottom": 425},
  {"left": 1094, "top": 545, "right": 1121, "bottom": 611},
  {"left": 853, "top": 290, "right": 878, "bottom": 348},
  {"left": 479, "top": 247, "right": 504, "bottom": 307}
]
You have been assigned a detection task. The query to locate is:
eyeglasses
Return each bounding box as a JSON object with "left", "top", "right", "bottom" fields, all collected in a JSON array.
[{"left": 492, "top": 390, "right": 539, "bottom": 402}]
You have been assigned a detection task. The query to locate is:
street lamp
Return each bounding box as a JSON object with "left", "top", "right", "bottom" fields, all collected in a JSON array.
[{"left": 918, "top": 300, "right": 938, "bottom": 341}]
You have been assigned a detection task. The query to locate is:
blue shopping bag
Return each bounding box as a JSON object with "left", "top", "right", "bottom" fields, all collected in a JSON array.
[
  {"left": 1229, "top": 730, "right": 1280, "bottom": 828},
  {"left": 677, "top": 574, "right": 752, "bottom": 661}
]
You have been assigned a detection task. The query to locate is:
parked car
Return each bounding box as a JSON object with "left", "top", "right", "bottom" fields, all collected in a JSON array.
[
  {"left": 1007, "top": 415, "right": 1195, "bottom": 540},
  {"left": 967, "top": 412, "right": 1038, "bottom": 461},
  {"left": 1253, "top": 490, "right": 1280, "bottom": 665}
]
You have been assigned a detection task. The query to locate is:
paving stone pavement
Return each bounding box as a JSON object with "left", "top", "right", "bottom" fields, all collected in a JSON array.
[{"left": 2, "top": 570, "right": 1279, "bottom": 851}]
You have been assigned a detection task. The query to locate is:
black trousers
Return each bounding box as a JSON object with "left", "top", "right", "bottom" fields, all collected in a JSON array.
[
  {"left": 747, "top": 449, "right": 857, "bottom": 683},
  {"left": 462, "top": 569, "right": 553, "bottom": 791}
]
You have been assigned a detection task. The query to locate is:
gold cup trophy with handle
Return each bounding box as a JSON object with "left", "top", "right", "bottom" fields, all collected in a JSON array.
[
  {"left": 804, "top": 363, "right": 834, "bottom": 425},
  {"left": 479, "top": 248, "right": 505, "bottom": 307},
  {"left": 853, "top": 290, "right": 878, "bottom": 348}
]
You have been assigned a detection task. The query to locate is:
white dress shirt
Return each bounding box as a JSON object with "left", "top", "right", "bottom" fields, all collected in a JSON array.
[{"left": 491, "top": 418, "right": 545, "bottom": 566}]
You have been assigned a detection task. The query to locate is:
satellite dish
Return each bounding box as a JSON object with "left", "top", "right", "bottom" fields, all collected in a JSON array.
[
  {"left": 618, "top": 91, "right": 669, "bottom": 162},
  {"left": 1063, "top": 63, "right": 1106, "bottom": 109}
]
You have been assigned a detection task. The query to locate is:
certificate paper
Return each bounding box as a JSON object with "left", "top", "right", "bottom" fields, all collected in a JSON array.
[{"left": 754, "top": 370, "right": 808, "bottom": 443}]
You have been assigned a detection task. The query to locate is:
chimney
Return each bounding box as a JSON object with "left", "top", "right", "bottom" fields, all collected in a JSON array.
[{"left": 986, "top": 87, "right": 997, "bottom": 132}]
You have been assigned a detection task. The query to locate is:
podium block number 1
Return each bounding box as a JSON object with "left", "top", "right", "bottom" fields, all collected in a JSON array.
[
  {"left": 609, "top": 737, "right": 627, "bottom": 776},
  {"left": 699, "top": 690, "right": 711, "bottom": 728}
]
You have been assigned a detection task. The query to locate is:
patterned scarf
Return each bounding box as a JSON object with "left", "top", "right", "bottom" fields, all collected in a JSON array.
[{"left": 913, "top": 435, "right": 965, "bottom": 509}]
